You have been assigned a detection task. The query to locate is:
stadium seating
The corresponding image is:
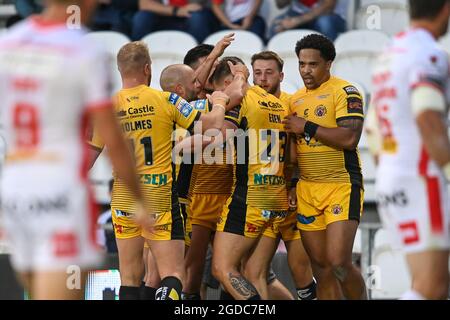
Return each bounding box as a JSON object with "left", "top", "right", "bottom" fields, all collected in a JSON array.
[
  {"left": 267, "top": 29, "right": 320, "bottom": 91},
  {"left": 355, "top": 0, "right": 409, "bottom": 36},
  {"left": 83, "top": 31, "right": 131, "bottom": 94},
  {"left": 204, "top": 29, "right": 264, "bottom": 67},
  {"left": 333, "top": 30, "right": 391, "bottom": 93},
  {"left": 141, "top": 31, "right": 198, "bottom": 90},
  {"left": 259, "top": 0, "right": 288, "bottom": 39}
]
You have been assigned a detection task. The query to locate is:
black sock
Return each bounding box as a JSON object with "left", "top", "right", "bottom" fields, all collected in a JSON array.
[
  {"left": 181, "top": 292, "right": 201, "bottom": 300},
  {"left": 140, "top": 286, "right": 157, "bottom": 300},
  {"left": 219, "top": 289, "right": 235, "bottom": 300},
  {"left": 119, "top": 286, "right": 140, "bottom": 300},
  {"left": 155, "top": 276, "right": 182, "bottom": 300},
  {"left": 247, "top": 294, "right": 261, "bottom": 300},
  {"left": 297, "top": 279, "right": 317, "bottom": 300}
]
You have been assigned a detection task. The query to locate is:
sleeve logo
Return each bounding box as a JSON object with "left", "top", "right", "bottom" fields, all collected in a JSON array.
[
  {"left": 193, "top": 99, "right": 206, "bottom": 110},
  {"left": 178, "top": 100, "right": 194, "bottom": 118},
  {"left": 169, "top": 93, "right": 180, "bottom": 105},
  {"left": 343, "top": 85, "right": 360, "bottom": 96}
]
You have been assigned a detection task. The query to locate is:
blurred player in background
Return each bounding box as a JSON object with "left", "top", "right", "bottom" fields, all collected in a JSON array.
[
  {"left": 369, "top": 0, "right": 450, "bottom": 300},
  {"left": 0, "top": 0, "right": 148, "bottom": 299}
]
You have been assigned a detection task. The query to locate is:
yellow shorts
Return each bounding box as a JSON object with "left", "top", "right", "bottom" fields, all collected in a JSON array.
[
  {"left": 296, "top": 181, "right": 364, "bottom": 232},
  {"left": 217, "top": 192, "right": 288, "bottom": 238},
  {"left": 111, "top": 205, "right": 185, "bottom": 241},
  {"left": 189, "top": 193, "right": 230, "bottom": 231},
  {"left": 263, "top": 210, "right": 301, "bottom": 241}
]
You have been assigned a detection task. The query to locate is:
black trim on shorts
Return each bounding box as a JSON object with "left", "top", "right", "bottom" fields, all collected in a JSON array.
[
  {"left": 344, "top": 149, "right": 363, "bottom": 187},
  {"left": 171, "top": 133, "right": 185, "bottom": 240},
  {"left": 348, "top": 184, "right": 362, "bottom": 222},
  {"left": 224, "top": 117, "right": 249, "bottom": 235}
]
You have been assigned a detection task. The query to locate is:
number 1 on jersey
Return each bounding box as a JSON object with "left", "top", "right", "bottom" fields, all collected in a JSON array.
[{"left": 130, "top": 136, "right": 153, "bottom": 166}]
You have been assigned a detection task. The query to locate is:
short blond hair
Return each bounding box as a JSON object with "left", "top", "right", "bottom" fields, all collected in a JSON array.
[{"left": 117, "top": 41, "right": 151, "bottom": 76}]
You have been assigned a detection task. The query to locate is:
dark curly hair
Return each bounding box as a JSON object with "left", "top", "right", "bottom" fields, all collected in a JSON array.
[
  {"left": 409, "top": 0, "right": 449, "bottom": 19},
  {"left": 295, "top": 34, "right": 336, "bottom": 62}
]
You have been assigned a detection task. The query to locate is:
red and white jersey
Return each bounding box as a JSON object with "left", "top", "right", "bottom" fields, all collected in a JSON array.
[
  {"left": 372, "top": 28, "right": 450, "bottom": 177},
  {"left": 0, "top": 17, "right": 112, "bottom": 182}
]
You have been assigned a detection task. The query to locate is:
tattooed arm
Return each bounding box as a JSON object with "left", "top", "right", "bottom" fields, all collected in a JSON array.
[{"left": 283, "top": 115, "right": 364, "bottom": 150}]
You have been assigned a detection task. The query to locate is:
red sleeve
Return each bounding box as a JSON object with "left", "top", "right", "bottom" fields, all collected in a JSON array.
[{"left": 212, "top": 0, "right": 224, "bottom": 4}]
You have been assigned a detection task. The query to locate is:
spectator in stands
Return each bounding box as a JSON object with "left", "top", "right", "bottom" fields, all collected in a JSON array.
[
  {"left": 270, "top": 0, "right": 347, "bottom": 40},
  {"left": 15, "top": 0, "right": 43, "bottom": 18},
  {"left": 131, "top": 0, "right": 217, "bottom": 42},
  {"left": 90, "top": 0, "right": 138, "bottom": 37},
  {"left": 211, "top": 0, "right": 266, "bottom": 42},
  {"left": 7, "top": 0, "right": 43, "bottom": 27}
]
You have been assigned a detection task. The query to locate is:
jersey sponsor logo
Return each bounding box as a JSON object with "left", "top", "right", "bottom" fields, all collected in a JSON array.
[
  {"left": 245, "top": 222, "right": 261, "bottom": 234},
  {"left": 347, "top": 97, "right": 363, "bottom": 114},
  {"left": 332, "top": 204, "right": 343, "bottom": 215},
  {"left": 126, "top": 96, "right": 139, "bottom": 103},
  {"left": 2, "top": 195, "right": 69, "bottom": 216},
  {"left": 376, "top": 190, "right": 408, "bottom": 208},
  {"left": 303, "top": 108, "right": 309, "bottom": 118},
  {"left": 141, "top": 173, "right": 168, "bottom": 186},
  {"left": 116, "top": 110, "right": 127, "bottom": 117},
  {"left": 314, "top": 105, "right": 327, "bottom": 117},
  {"left": 154, "top": 224, "right": 170, "bottom": 232},
  {"left": 258, "top": 100, "right": 284, "bottom": 110},
  {"left": 177, "top": 100, "right": 194, "bottom": 118},
  {"left": 254, "top": 174, "right": 286, "bottom": 185},
  {"left": 268, "top": 113, "right": 281, "bottom": 123},
  {"left": 128, "top": 105, "right": 155, "bottom": 115},
  {"left": 297, "top": 214, "right": 315, "bottom": 225},
  {"left": 343, "top": 85, "right": 360, "bottom": 96},
  {"left": 261, "top": 210, "right": 288, "bottom": 219},
  {"left": 169, "top": 93, "right": 180, "bottom": 105},
  {"left": 193, "top": 99, "right": 206, "bottom": 110},
  {"left": 115, "top": 209, "right": 131, "bottom": 218}
]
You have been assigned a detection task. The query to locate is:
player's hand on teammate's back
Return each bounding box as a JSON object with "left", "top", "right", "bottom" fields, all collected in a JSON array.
[{"left": 283, "top": 114, "right": 305, "bottom": 135}]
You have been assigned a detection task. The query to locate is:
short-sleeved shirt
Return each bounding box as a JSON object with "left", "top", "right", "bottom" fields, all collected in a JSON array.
[
  {"left": 289, "top": 76, "right": 364, "bottom": 186},
  {"left": 225, "top": 85, "right": 289, "bottom": 211},
  {"left": 372, "top": 28, "right": 450, "bottom": 177},
  {"left": 90, "top": 86, "right": 201, "bottom": 213},
  {"left": 0, "top": 16, "right": 112, "bottom": 181}
]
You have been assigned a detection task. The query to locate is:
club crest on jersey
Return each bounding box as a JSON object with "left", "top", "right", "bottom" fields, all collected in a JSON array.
[
  {"left": 314, "top": 105, "right": 327, "bottom": 117},
  {"left": 178, "top": 100, "right": 194, "bottom": 118},
  {"left": 332, "top": 204, "right": 343, "bottom": 215},
  {"left": 169, "top": 93, "right": 180, "bottom": 105},
  {"left": 347, "top": 97, "right": 363, "bottom": 114}
]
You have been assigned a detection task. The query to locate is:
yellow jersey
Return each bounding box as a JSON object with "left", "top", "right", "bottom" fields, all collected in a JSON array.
[
  {"left": 176, "top": 99, "right": 234, "bottom": 201},
  {"left": 279, "top": 91, "right": 292, "bottom": 106},
  {"left": 90, "top": 85, "right": 201, "bottom": 213},
  {"left": 289, "top": 76, "right": 364, "bottom": 186},
  {"left": 225, "top": 85, "right": 289, "bottom": 211}
]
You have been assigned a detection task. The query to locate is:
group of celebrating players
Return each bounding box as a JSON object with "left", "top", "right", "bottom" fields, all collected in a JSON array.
[{"left": 0, "top": 0, "right": 448, "bottom": 301}]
